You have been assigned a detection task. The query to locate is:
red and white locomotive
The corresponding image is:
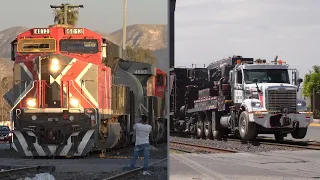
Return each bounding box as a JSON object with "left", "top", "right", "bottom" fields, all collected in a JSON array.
[{"left": 3, "top": 24, "right": 167, "bottom": 157}]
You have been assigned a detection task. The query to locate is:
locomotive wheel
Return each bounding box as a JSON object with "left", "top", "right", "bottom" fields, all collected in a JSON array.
[
  {"left": 239, "top": 111, "right": 257, "bottom": 140},
  {"left": 204, "top": 112, "right": 213, "bottom": 139},
  {"left": 196, "top": 113, "right": 205, "bottom": 139}
]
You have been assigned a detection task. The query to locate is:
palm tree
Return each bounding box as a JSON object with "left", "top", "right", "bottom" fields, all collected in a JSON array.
[{"left": 53, "top": 3, "right": 79, "bottom": 26}]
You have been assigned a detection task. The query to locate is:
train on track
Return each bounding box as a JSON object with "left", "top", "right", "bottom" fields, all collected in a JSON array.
[
  {"left": 170, "top": 55, "right": 313, "bottom": 142},
  {"left": 3, "top": 17, "right": 167, "bottom": 158}
]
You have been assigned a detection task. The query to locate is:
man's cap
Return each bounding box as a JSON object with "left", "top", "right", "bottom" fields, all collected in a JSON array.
[{"left": 141, "top": 114, "right": 148, "bottom": 120}]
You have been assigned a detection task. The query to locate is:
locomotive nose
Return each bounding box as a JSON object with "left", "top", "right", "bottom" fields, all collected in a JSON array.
[
  {"left": 33, "top": 54, "right": 76, "bottom": 108},
  {"left": 34, "top": 54, "right": 73, "bottom": 77}
]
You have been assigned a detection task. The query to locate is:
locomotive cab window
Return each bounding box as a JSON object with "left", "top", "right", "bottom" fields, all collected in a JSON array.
[
  {"left": 60, "top": 39, "right": 98, "bottom": 54},
  {"left": 17, "top": 38, "right": 56, "bottom": 53},
  {"left": 11, "top": 39, "right": 17, "bottom": 61},
  {"left": 156, "top": 74, "right": 164, "bottom": 86}
]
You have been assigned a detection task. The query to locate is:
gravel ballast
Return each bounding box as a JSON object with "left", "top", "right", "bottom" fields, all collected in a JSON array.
[
  {"left": 0, "top": 143, "right": 168, "bottom": 180},
  {"left": 170, "top": 136, "right": 299, "bottom": 153}
]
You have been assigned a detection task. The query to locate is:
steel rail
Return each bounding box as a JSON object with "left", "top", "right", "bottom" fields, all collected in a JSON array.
[
  {"left": 0, "top": 165, "right": 55, "bottom": 179},
  {"left": 170, "top": 141, "right": 238, "bottom": 153},
  {"left": 228, "top": 138, "right": 320, "bottom": 151}
]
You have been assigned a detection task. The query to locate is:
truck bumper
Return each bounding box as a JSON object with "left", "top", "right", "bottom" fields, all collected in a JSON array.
[{"left": 249, "top": 111, "right": 313, "bottom": 128}]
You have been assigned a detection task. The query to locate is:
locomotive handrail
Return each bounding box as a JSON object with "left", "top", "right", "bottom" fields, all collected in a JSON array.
[
  {"left": 11, "top": 80, "right": 36, "bottom": 111},
  {"left": 70, "top": 80, "right": 98, "bottom": 126},
  {"left": 9, "top": 80, "right": 36, "bottom": 131}
]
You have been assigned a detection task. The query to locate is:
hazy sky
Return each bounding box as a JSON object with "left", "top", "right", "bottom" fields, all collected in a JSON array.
[
  {"left": 0, "top": 0, "right": 167, "bottom": 33},
  {"left": 175, "top": 0, "right": 320, "bottom": 78}
]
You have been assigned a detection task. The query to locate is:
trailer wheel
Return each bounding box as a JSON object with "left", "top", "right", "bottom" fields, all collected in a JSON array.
[
  {"left": 239, "top": 111, "right": 256, "bottom": 140},
  {"left": 291, "top": 128, "right": 307, "bottom": 139},
  {"left": 196, "top": 113, "right": 205, "bottom": 139},
  {"left": 211, "top": 111, "right": 223, "bottom": 140},
  {"left": 204, "top": 112, "right": 213, "bottom": 139},
  {"left": 274, "top": 133, "right": 284, "bottom": 142}
]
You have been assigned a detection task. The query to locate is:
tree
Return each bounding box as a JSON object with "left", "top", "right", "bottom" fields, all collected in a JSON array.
[
  {"left": 303, "top": 65, "right": 320, "bottom": 98},
  {"left": 126, "top": 46, "right": 157, "bottom": 65},
  {"left": 53, "top": 3, "right": 79, "bottom": 26}
]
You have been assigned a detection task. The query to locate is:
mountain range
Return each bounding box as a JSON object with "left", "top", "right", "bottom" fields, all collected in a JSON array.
[{"left": 0, "top": 24, "right": 169, "bottom": 78}]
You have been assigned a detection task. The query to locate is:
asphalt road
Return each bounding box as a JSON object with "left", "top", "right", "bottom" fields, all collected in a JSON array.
[{"left": 170, "top": 150, "right": 320, "bottom": 180}]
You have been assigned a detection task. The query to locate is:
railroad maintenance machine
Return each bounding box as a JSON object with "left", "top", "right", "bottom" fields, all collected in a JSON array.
[
  {"left": 170, "top": 55, "right": 313, "bottom": 141},
  {"left": 3, "top": 4, "right": 167, "bottom": 157}
]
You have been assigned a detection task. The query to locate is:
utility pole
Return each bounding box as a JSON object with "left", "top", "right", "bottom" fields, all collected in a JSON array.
[
  {"left": 122, "top": 0, "right": 128, "bottom": 50},
  {"left": 169, "top": 0, "right": 176, "bottom": 68},
  {"left": 50, "top": 4, "right": 84, "bottom": 25}
]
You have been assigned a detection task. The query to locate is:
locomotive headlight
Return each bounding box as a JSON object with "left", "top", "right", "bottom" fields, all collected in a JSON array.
[
  {"left": 27, "top": 98, "right": 36, "bottom": 107},
  {"left": 50, "top": 58, "right": 60, "bottom": 72},
  {"left": 70, "top": 98, "right": 79, "bottom": 107}
]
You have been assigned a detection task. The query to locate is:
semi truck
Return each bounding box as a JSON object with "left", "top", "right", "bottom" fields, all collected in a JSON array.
[{"left": 170, "top": 55, "right": 313, "bottom": 141}]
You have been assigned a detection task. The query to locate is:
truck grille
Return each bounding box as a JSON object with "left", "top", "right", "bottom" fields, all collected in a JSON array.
[{"left": 267, "top": 88, "right": 296, "bottom": 113}]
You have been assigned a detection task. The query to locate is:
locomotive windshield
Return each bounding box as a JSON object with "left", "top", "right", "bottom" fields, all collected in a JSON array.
[
  {"left": 17, "top": 38, "right": 56, "bottom": 53},
  {"left": 60, "top": 39, "right": 98, "bottom": 54},
  {"left": 243, "top": 69, "right": 290, "bottom": 84}
]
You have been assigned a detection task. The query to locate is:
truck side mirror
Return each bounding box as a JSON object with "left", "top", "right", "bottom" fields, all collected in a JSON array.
[
  {"left": 297, "top": 78, "right": 303, "bottom": 92},
  {"left": 253, "top": 78, "right": 261, "bottom": 93}
]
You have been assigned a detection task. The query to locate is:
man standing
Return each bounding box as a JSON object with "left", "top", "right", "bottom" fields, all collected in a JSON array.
[{"left": 129, "top": 114, "right": 152, "bottom": 175}]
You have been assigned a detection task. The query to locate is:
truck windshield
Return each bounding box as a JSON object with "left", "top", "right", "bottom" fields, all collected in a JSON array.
[
  {"left": 243, "top": 69, "right": 290, "bottom": 84},
  {"left": 60, "top": 39, "right": 98, "bottom": 54}
]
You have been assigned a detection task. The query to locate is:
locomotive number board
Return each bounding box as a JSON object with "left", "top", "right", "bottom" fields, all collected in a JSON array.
[
  {"left": 65, "top": 28, "right": 84, "bottom": 35},
  {"left": 32, "top": 28, "right": 50, "bottom": 35}
]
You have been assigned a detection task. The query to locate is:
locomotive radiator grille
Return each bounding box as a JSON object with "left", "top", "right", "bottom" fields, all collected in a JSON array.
[{"left": 266, "top": 89, "right": 296, "bottom": 113}]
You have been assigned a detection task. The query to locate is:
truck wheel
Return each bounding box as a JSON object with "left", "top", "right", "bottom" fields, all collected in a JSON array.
[
  {"left": 212, "top": 111, "right": 222, "bottom": 140},
  {"left": 204, "top": 113, "right": 213, "bottom": 139},
  {"left": 291, "top": 128, "right": 307, "bottom": 139},
  {"left": 239, "top": 111, "right": 257, "bottom": 140},
  {"left": 274, "top": 133, "right": 284, "bottom": 142},
  {"left": 196, "top": 113, "right": 205, "bottom": 139}
]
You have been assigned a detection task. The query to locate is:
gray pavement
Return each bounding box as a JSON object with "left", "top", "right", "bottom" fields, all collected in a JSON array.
[{"left": 170, "top": 150, "right": 320, "bottom": 180}]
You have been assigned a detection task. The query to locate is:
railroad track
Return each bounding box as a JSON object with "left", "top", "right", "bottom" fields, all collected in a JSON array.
[
  {"left": 170, "top": 141, "right": 238, "bottom": 153},
  {"left": 104, "top": 158, "right": 167, "bottom": 180},
  {"left": 0, "top": 165, "right": 55, "bottom": 180},
  {"left": 230, "top": 138, "right": 320, "bottom": 151},
  {"left": 171, "top": 133, "right": 320, "bottom": 151}
]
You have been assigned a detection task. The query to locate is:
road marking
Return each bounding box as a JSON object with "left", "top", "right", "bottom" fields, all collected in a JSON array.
[
  {"left": 309, "top": 123, "right": 320, "bottom": 127},
  {"left": 171, "top": 153, "right": 230, "bottom": 180}
]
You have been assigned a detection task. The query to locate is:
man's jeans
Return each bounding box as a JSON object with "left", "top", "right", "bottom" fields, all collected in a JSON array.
[{"left": 130, "top": 143, "right": 150, "bottom": 171}]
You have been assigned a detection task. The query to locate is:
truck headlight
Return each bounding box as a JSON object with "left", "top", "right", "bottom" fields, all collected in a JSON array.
[
  {"left": 27, "top": 98, "right": 36, "bottom": 107},
  {"left": 50, "top": 58, "right": 60, "bottom": 72},
  {"left": 251, "top": 101, "right": 261, "bottom": 108},
  {"left": 70, "top": 98, "right": 79, "bottom": 107}
]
